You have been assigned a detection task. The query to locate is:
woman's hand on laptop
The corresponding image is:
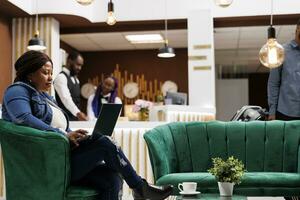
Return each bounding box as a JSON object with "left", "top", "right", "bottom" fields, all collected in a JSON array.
[{"left": 67, "top": 129, "right": 88, "bottom": 147}]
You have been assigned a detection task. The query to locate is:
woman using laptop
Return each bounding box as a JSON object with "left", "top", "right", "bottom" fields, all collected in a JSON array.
[
  {"left": 2, "top": 51, "right": 172, "bottom": 200},
  {"left": 87, "top": 76, "right": 122, "bottom": 121}
]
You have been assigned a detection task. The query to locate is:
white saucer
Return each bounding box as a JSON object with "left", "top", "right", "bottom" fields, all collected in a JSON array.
[{"left": 179, "top": 191, "right": 201, "bottom": 195}]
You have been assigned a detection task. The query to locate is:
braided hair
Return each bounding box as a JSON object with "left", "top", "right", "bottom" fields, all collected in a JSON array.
[{"left": 14, "top": 51, "right": 53, "bottom": 83}]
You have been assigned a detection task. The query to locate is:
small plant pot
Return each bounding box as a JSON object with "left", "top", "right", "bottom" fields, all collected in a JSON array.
[{"left": 218, "top": 182, "right": 234, "bottom": 196}]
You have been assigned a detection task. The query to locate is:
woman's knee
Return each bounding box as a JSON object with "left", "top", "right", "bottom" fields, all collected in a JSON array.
[{"left": 96, "top": 136, "right": 117, "bottom": 150}]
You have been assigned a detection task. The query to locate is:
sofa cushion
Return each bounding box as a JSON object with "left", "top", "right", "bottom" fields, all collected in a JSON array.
[
  {"left": 239, "top": 172, "right": 300, "bottom": 187},
  {"left": 156, "top": 172, "right": 216, "bottom": 189},
  {"left": 156, "top": 172, "right": 300, "bottom": 190}
]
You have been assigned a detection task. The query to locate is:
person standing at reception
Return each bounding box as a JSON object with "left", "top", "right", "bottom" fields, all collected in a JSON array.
[
  {"left": 54, "top": 51, "right": 88, "bottom": 121},
  {"left": 2, "top": 50, "right": 173, "bottom": 200},
  {"left": 87, "top": 76, "right": 122, "bottom": 120},
  {"left": 268, "top": 19, "right": 300, "bottom": 121}
]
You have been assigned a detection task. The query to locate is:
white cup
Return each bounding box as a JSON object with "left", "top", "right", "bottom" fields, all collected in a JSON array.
[{"left": 178, "top": 182, "right": 197, "bottom": 193}]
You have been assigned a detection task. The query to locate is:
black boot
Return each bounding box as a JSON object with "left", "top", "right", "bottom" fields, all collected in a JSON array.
[{"left": 133, "top": 179, "right": 173, "bottom": 200}]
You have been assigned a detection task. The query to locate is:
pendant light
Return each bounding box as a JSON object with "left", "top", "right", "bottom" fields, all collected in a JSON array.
[
  {"left": 214, "top": 0, "right": 233, "bottom": 7},
  {"left": 157, "top": 0, "right": 175, "bottom": 58},
  {"left": 27, "top": 0, "right": 46, "bottom": 51},
  {"left": 76, "top": 0, "right": 94, "bottom": 6},
  {"left": 106, "top": 0, "right": 116, "bottom": 26},
  {"left": 258, "top": 0, "right": 284, "bottom": 68}
]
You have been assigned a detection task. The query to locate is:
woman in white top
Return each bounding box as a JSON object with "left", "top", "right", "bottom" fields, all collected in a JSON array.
[{"left": 87, "top": 76, "right": 122, "bottom": 120}]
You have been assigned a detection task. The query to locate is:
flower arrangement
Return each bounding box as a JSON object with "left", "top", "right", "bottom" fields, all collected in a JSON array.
[
  {"left": 132, "top": 99, "right": 153, "bottom": 121},
  {"left": 132, "top": 99, "right": 153, "bottom": 113},
  {"left": 208, "top": 156, "right": 245, "bottom": 184}
]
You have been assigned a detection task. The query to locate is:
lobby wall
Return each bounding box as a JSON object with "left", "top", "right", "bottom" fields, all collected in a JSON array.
[
  {"left": 0, "top": 15, "right": 12, "bottom": 102},
  {"left": 79, "top": 48, "right": 188, "bottom": 111},
  {"left": 81, "top": 49, "right": 188, "bottom": 93},
  {"left": 216, "top": 79, "right": 249, "bottom": 121}
]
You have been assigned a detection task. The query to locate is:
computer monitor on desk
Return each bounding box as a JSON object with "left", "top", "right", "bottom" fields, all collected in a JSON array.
[{"left": 165, "top": 92, "right": 187, "bottom": 105}]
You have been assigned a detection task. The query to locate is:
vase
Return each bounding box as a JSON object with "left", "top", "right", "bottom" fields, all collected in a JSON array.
[
  {"left": 218, "top": 182, "right": 234, "bottom": 196},
  {"left": 140, "top": 110, "right": 149, "bottom": 121}
]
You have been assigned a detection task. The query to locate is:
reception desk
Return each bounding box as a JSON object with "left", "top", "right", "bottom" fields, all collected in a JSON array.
[{"left": 149, "top": 105, "right": 215, "bottom": 122}]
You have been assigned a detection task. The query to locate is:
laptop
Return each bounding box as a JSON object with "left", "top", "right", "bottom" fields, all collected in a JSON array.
[
  {"left": 78, "top": 103, "right": 122, "bottom": 142},
  {"left": 92, "top": 103, "right": 122, "bottom": 137}
]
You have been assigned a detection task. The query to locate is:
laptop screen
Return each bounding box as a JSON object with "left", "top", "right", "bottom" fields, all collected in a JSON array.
[{"left": 92, "top": 103, "right": 122, "bottom": 136}]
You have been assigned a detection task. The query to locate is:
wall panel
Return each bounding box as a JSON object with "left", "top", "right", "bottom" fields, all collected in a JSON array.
[{"left": 0, "top": 16, "right": 12, "bottom": 102}]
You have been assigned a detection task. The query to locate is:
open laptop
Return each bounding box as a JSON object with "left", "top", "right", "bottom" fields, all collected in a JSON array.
[{"left": 78, "top": 103, "right": 122, "bottom": 142}]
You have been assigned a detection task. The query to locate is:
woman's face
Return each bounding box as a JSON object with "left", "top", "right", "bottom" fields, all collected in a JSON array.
[
  {"left": 28, "top": 61, "right": 53, "bottom": 92},
  {"left": 102, "top": 77, "right": 115, "bottom": 95}
]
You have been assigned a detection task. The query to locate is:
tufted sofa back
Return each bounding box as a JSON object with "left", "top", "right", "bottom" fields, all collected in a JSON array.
[{"left": 144, "top": 120, "right": 300, "bottom": 181}]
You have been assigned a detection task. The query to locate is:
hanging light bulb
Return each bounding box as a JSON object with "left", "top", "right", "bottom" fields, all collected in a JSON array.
[
  {"left": 106, "top": 0, "right": 116, "bottom": 26},
  {"left": 157, "top": 0, "right": 175, "bottom": 58},
  {"left": 214, "top": 0, "right": 233, "bottom": 8},
  {"left": 27, "top": 0, "right": 46, "bottom": 51},
  {"left": 76, "top": 0, "right": 94, "bottom": 6},
  {"left": 259, "top": 26, "right": 284, "bottom": 68},
  {"left": 258, "top": 0, "right": 284, "bottom": 68}
]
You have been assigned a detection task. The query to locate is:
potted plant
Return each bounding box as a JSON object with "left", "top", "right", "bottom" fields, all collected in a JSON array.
[{"left": 208, "top": 156, "right": 245, "bottom": 196}]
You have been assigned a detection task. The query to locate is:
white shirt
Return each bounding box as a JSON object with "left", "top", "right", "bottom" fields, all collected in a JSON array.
[
  {"left": 87, "top": 93, "right": 122, "bottom": 121},
  {"left": 45, "top": 99, "right": 68, "bottom": 134},
  {"left": 53, "top": 67, "right": 81, "bottom": 117}
]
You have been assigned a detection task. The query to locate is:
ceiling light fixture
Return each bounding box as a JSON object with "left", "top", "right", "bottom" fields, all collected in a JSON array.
[
  {"left": 125, "top": 34, "right": 164, "bottom": 44},
  {"left": 76, "top": 0, "right": 94, "bottom": 6},
  {"left": 157, "top": 0, "right": 175, "bottom": 58},
  {"left": 258, "top": 0, "right": 284, "bottom": 68},
  {"left": 27, "top": 0, "right": 46, "bottom": 51},
  {"left": 106, "top": 0, "right": 116, "bottom": 26},
  {"left": 214, "top": 0, "right": 233, "bottom": 8}
]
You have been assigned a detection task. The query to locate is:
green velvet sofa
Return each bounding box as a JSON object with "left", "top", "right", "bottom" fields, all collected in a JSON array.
[
  {"left": 144, "top": 120, "right": 300, "bottom": 197},
  {"left": 0, "top": 119, "right": 99, "bottom": 200}
]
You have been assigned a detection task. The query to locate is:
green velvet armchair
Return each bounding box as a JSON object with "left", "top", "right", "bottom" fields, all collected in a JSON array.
[
  {"left": 0, "top": 119, "right": 99, "bottom": 200},
  {"left": 144, "top": 120, "right": 300, "bottom": 197}
]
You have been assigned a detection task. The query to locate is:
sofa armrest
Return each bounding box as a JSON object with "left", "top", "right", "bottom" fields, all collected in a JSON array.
[
  {"left": 0, "top": 120, "right": 70, "bottom": 200},
  {"left": 298, "top": 146, "right": 300, "bottom": 173},
  {"left": 144, "top": 126, "right": 177, "bottom": 183}
]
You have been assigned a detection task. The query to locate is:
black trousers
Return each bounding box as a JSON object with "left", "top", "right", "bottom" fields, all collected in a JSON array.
[
  {"left": 276, "top": 111, "right": 300, "bottom": 121},
  {"left": 70, "top": 135, "right": 142, "bottom": 200}
]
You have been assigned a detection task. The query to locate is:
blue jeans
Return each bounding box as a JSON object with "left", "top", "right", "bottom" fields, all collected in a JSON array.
[{"left": 70, "top": 135, "right": 143, "bottom": 200}]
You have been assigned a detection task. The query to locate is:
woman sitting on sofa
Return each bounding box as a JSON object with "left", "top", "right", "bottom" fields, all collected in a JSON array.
[
  {"left": 87, "top": 76, "right": 122, "bottom": 121},
  {"left": 1, "top": 50, "right": 172, "bottom": 200}
]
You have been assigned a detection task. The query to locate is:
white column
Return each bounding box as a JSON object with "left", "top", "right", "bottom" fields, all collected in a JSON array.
[{"left": 188, "top": 9, "right": 216, "bottom": 113}]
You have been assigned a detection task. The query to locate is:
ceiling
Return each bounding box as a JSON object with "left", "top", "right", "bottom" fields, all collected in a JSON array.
[
  {"left": 60, "top": 30, "right": 188, "bottom": 51},
  {"left": 2, "top": 0, "right": 297, "bottom": 74},
  {"left": 215, "top": 25, "right": 295, "bottom": 73},
  {"left": 61, "top": 25, "right": 296, "bottom": 73}
]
